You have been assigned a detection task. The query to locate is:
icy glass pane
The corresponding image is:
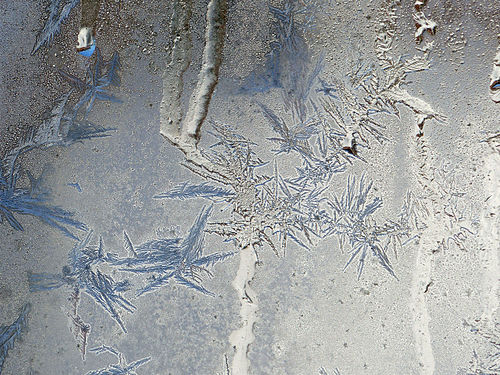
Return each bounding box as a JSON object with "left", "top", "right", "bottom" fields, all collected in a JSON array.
[{"left": 1, "top": 0, "right": 499, "bottom": 374}]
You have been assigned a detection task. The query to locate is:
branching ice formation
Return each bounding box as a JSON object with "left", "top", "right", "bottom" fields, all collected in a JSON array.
[
  {"left": 157, "top": 0, "right": 426, "bottom": 372},
  {"left": 29, "top": 231, "right": 135, "bottom": 357},
  {"left": 459, "top": 322, "right": 500, "bottom": 374},
  {"left": 59, "top": 48, "right": 122, "bottom": 119},
  {"left": 241, "top": 0, "right": 330, "bottom": 100},
  {"left": 0, "top": 303, "right": 31, "bottom": 375},
  {"left": 0, "top": 93, "right": 90, "bottom": 239},
  {"left": 111, "top": 206, "right": 235, "bottom": 297},
  {"left": 32, "top": 0, "right": 81, "bottom": 54},
  {"left": 1, "top": 49, "right": 119, "bottom": 237},
  {"left": 85, "top": 345, "right": 151, "bottom": 375}
]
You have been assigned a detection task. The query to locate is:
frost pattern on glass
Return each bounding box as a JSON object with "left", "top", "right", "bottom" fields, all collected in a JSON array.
[
  {"left": 459, "top": 322, "right": 500, "bottom": 375},
  {"left": 29, "top": 231, "right": 135, "bottom": 356},
  {"left": 59, "top": 48, "right": 122, "bottom": 119},
  {"left": 376, "top": 0, "right": 445, "bottom": 136},
  {"left": 112, "top": 205, "right": 235, "bottom": 297},
  {"left": 85, "top": 345, "right": 151, "bottom": 375},
  {"left": 319, "top": 367, "right": 341, "bottom": 375},
  {"left": 156, "top": 0, "right": 442, "bottom": 372},
  {"left": 32, "top": 0, "right": 81, "bottom": 54},
  {"left": 0, "top": 303, "right": 30, "bottom": 374},
  {"left": 1, "top": 49, "right": 119, "bottom": 237}
]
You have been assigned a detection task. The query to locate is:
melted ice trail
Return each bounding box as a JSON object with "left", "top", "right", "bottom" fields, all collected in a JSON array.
[
  {"left": 375, "top": 2, "right": 440, "bottom": 368},
  {"left": 479, "top": 135, "right": 500, "bottom": 325},
  {"left": 409, "top": 136, "right": 436, "bottom": 375},
  {"left": 229, "top": 245, "right": 258, "bottom": 375},
  {"left": 160, "top": 0, "right": 227, "bottom": 148},
  {"left": 410, "top": 237, "right": 434, "bottom": 373},
  {"left": 181, "top": 0, "right": 227, "bottom": 145}
]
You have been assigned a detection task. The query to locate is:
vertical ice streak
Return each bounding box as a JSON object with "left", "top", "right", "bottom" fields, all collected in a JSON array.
[
  {"left": 410, "top": 221, "right": 436, "bottom": 375},
  {"left": 479, "top": 135, "right": 500, "bottom": 325},
  {"left": 375, "top": 2, "right": 438, "bottom": 371},
  {"left": 409, "top": 135, "right": 436, "bottom": 375},
  {"left": 160, "top": 0, "right": 193, "bottom": 142},
  {"left": 181, "top": 0, "right": 228, "bottom": 145},
  {"left": 229, "top": 245, "right": 258, "bottom": 375}
]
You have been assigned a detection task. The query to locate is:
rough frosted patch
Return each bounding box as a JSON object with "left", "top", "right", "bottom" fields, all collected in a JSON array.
[
  {"left": 413, "top": 12, "right": 436, "bottom": 44},
  {"left": 376, "top": 0, "right": 445, "bottom": 135},
  {"left": 414, "top": 0, "right": 426, "bottom": 10}
]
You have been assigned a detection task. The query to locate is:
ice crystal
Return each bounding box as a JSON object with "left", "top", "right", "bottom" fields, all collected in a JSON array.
[
  {"left": 85, "top": 345, "right": 151, "bottom": 375},
  {"left": 260, "top": 103, "right": 319, "bottom": 156},
  {"left": 160, "top": 0, "right": 423, "bottom": 288},
  {"left": 113, "top": 205, "right": 234, "bottom": 296},
  {"left": 0, "top": 186, "right": 87, "bottom": 239},
  {"left": 328, "top": 176, "right": 398, "bottom": 278},
  {"left": 460, "top": 322, "right": 500, "bottom": 374},
  {"left": 154, "top": 182, "right": 234, "bottom": 202},
  {"left": 319, "top": 368, "right": 341, "bottom": 375},
  {"left": 32, "top": 0, "right": 81, "bottom": 54},
  {"left": 0, "top": 91, "right": 111, "bottom": 238},
  {"left": 241, "top": 0, "right": 327, "bottom": 116},
  {"left": 29, "top": 231, "right": 134, "bottom": 335},
  {"left": 59, "top": 48, "right": 122, "bottom": 119},
  {"left": 0, "top": 303, "right": 31, "bottom": 374}
]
